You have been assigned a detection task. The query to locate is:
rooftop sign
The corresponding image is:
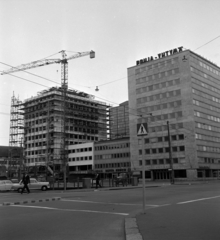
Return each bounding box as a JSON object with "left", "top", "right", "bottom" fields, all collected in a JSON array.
[{"left": 136, "top": 46, "right": 183, "bottom": 66}]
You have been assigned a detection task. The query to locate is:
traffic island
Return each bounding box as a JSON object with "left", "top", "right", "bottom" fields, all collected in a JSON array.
[{"left": 3, "top": 197, "right": 61, "bottom": 206}]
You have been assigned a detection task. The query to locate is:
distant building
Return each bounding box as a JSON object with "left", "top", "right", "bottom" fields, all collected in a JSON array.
[
  {"left": 0, "top": 146, "right": 22, "bottom": 178},
  {"left": 109, "top": 101, "right": 129, "bottom": 139},
  {"left": 128, "top": 47, "right": 220, "bottom": 180},
  {"left": 67, "top": 137, "right": 131, "bottom": 178}
]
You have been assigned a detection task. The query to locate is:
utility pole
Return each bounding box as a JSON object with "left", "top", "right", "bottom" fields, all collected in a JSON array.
[
  {"left": 167, "top": 121, "right": 174, "bottom": 184},
  {"left": 19, "top": 138, "right": 23, "bottom": 181}
]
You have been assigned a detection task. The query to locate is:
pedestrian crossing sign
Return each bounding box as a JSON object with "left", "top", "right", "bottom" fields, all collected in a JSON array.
[{"left": 137, "top": 123, "right": 148, "bottom": 136}]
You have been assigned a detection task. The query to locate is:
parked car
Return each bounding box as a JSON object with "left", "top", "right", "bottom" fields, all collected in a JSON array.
[
  {"left": 12, "top": 178, "right": 50, "bottom": 192},
  {"left": 0, "top": 180, "right": 13, "bottom": 191},
  {"left": 10, "top": 179, "right": 19, "bottom": 183}
]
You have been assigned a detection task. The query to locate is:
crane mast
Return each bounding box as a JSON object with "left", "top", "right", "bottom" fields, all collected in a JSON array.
[{"left": 2, "top": 50, "right": 95, "bottom": 190}]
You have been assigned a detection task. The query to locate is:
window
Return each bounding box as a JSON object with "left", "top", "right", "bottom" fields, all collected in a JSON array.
[
  {"left": 145, "top": 160, "right": 151, "bottom": 165},
  {"left": 152, "top": 149, "right": 157, "bottom": 154},
  {"left": 158, "top": 148, "right": 163, "bottom": 153},
  {"left": 179, "top": 146, "right": 185, "bottom": 151},
  {"left": 179, "top": 134, "right": 184, "bottom": 140},
  {"left": 152, "top": 160, "right": 157, "bottom": 165},
  {"left": 145, "top": 149, "right": 150, "bottom": 154},
  {"left": 171, "top": 135, "right": 177, "bottom": 141},
  {"left": 172, "top": 146, "right": 178, "bottom": 152},
  {"left": 159, "top": 159, "right": 164, "bottom": 164}
]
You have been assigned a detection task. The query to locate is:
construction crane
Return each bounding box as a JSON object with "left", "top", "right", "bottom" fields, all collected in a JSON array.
[
  {"left": 1, "top": 50, "right": 95, "bottom": 89},
  {"left": 2, "top": 50, "right": 95, "bottom": 191}
]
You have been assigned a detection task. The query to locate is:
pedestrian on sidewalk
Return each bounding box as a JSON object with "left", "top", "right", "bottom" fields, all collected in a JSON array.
[
  {"left": 21, "top": 172, "right": 30, "bottom": 194},
  {"left": 95, "top": 173, "right": 102, "bottom": 189}
]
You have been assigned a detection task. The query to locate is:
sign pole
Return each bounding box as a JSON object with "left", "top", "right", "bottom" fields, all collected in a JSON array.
[
  {"left": 137, "top": 121, "right": 148, "bottom": 214},
  {"left": 142, "top": 134, "right": 146, "bottom": 213}
]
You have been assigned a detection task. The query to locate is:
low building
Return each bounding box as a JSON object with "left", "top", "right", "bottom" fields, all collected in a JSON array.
[
  {"left": 94, "top": 137, "right": 131, "bottom": 178},
  {"left": 68, "top": 142, "right": 94, "bottom": 172}
]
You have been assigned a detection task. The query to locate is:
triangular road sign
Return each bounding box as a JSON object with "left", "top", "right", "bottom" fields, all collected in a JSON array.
[{"left": 137, "top": 123, "right": 148, "bottom": 136}]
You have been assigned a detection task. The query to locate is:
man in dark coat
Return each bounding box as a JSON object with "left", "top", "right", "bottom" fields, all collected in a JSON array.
[
  {"left": 95, "top": 173, "right": 102, "bottom": 189},
  {"left": 21, "top": 172, "right": 30, "bottom": 194}
]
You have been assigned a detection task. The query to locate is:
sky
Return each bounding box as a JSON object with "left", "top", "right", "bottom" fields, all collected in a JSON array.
[{"left": 1, "top": 0, "right": 220, "bottom": 146}]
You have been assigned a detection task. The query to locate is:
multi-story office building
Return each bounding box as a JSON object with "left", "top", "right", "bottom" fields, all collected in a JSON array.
[
  {"left": 128, "top": 47, "right": 220, "bottom": 180},
  {"left": 94, "top": 137, "right": 131, "bottom": 178},
  {"left": 21, "top": 87, "right": 109, "bottom": 169},
  {"left": 109, "top": 101, "right": 129, "bottom": 139}
]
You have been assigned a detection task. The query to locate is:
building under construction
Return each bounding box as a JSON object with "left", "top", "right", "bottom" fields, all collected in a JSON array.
[{"left": 13, "top": 87, "right": 110, "bottom": 175}]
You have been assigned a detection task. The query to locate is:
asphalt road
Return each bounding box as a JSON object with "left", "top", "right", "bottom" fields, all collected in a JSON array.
[{"left": 1, "top": 182, "right": 220, "bottom": 240}]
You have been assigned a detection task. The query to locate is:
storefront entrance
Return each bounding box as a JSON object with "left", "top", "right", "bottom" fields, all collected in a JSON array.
[{"left": 152, "top": 169, "right": 170, "bottom": 180}]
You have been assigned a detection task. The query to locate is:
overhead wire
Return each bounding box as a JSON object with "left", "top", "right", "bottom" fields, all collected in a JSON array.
[{"left": 1, "top": 34, "right": 220, "bottom": 118}]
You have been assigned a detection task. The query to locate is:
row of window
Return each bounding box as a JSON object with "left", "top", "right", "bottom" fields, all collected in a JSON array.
[
  {"left": 25, "top": 134, "right": 98, "bottom": 143},
  {"left": 136, "top": 78, "right": 180, "bottom": 94},
  {"left": 68, "top": 147, "right": 93, "bottom": 153},
  {"left": 191, "top": 66, "right": 220, "bottom": 85},
  {"left": 139, "top": 158, "right": 180, "bottom": 166},
  {"left": 194, "top": 110, "right": 220, "bottom": 123},
  {"left": 137, "top": 89, "right": 181, "bottom": 104},
  {"left": 148, "top": 111, "right": 183, "bottom": 124},
  {"left": 24, "top": 159, "right": 45, "bottom": 163},
  {"left": 136, "top": 68, "right": 180, "bottom": 85},
  {"left": 142, "top": 134, "right": 184, "bottom": 144},
  {"left": 95, "top": 143, "right": 129, "bottom": 151},
  {"left": 138, "top": 100, "right": 182, "bottom": 115},
  {"left": 192, "top": 77, "right": 220, "bottom": 95},
  {"left": 135, "top": 57, "right": 179, "bottom": 75},
  {"left": 95, "top": 162, "right": 131, "bottom": 169},
  {"left": 192, "top": 88, "right": 220, "bottom": 105},
  {"left": 148, "top": 122, "right": 183, "bottom": 133},
  {"left": 195, "top": 133, "right": 220, "bottom": 143},
  {"left": 199, "top": 61, "right": 220, "bottom": 76},
  {"left": 197, "top": 145, "right": 220, "bottom": 153},
  {"left": 68, "top": 156, "right": 93, "bottom": 161},
  {"left": 196, "top": 122, "right": 220, "bottom": 133},
  {"left": 95, "top": 152, "right": 130, "bottom": 160},
  {"left": 193, "top": 98, "right": 220, "bottom": 114},
  {"left": 139, "top": 146, "right": 185, "bottom": 155}
]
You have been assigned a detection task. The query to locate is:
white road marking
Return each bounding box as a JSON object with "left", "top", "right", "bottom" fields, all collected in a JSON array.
[
  {"left": 11, "top": 205, "right": 129, "bottom": 216},
  {"left": 61, "top": 199, "right": 159, "bottom": 207},
  {"left": 177, "top": 195, "right": 220, "bottom": 204}
]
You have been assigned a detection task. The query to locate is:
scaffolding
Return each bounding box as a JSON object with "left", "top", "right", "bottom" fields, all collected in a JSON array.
[
  {"left": 8, "top": 93, "right": 24, "bottom": 178},
  {"left": 9, "top": 93, "right": 24, "bottom": 146}
]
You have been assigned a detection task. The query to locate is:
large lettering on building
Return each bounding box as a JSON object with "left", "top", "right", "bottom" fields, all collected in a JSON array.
[{"left": 136, "top": 46, "right": 183, "bottom": 66}]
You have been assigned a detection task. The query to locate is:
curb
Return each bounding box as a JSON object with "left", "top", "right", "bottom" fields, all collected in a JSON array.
[
  {"left": 125, "top": 218, "right": 143, "bottom": 240},
  {"left": 2, "top": 197, "right": 61, "bottom": 206}
]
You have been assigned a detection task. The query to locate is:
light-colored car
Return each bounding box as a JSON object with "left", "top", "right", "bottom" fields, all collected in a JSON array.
[
  {"left": 0, "top": 180, "right": 13, "bottom": 191},
  {"left": 12, "top": 178, "right": 50, "bottom": 192}
]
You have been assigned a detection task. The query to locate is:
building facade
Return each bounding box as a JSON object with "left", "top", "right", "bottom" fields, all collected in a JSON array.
[
  {"left": 128, "top": 47, "right": 220, "bottom": 180},
  {"left": 68, "top": 142, "right": 94, "bottom": 172},
  {"left": 94, "top": 137, "right": 131, "bottom": 178},
  {"left": 21, "top": 87, "right": 109, "bottom": 169},
  {"left": 109, "top": 101, "right": 129, "bottom": 139}
]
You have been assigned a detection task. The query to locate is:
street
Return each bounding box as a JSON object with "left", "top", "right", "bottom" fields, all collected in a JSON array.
[{"left": 1, "top": 182, "right": 220, "bottom": 240}]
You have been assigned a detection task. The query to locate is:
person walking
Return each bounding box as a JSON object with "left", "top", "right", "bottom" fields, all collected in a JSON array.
[
  {"left": 95, "top": 173, "right": 102, "bottom": 189},
  {"left": 21, "top": 172, "right": 30, "bottom": 194}
]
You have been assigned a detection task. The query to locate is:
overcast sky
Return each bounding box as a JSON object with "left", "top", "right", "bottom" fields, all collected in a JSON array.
[{"left": 1, "top": 0, "right": 220, "bottom": 146}]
